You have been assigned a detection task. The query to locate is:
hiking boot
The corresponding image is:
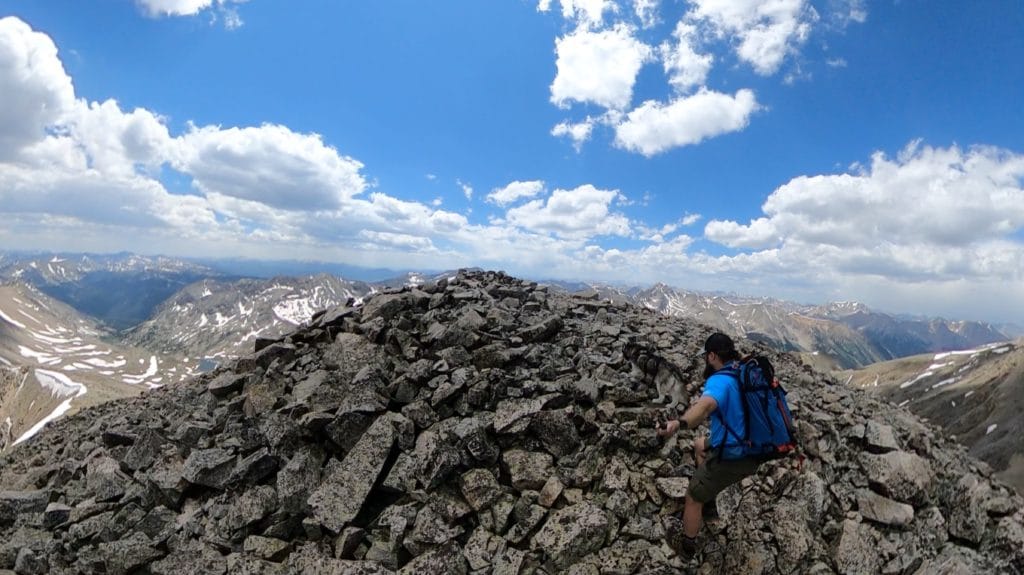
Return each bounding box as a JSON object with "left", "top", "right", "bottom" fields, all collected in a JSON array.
[
  {"left": 669, "top": 531, "right": 699, "bottom": 558},
  {"left": 664, "top": 515, "right": 699, "bottom": 558},
  {"left": 702, "top": 499, "right": 719, "bottom": 520},
  {"left": 676, "top": 534, "right": 699, "bottom": 557}
]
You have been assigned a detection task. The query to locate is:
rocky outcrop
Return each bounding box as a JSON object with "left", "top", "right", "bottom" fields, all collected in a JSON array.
[{"left": 0, "top": 270, "right": 1021, "bottom": 574}]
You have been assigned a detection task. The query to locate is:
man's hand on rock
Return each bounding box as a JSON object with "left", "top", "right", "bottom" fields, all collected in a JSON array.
[{"left": 656, "top": 419, "right": 680, "bottom": 437}]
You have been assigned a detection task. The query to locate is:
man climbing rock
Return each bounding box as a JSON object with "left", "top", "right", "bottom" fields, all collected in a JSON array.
[{"left": 655, "top": 332, "right": 763, "bottom": 557}]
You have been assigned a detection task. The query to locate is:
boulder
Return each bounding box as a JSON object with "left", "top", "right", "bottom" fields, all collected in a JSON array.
[
  {"left": 308, "top": 415, "right": 396, "bottom": 532},
  {"left": 277, "top": 446, "right": 324, "bottom": 513},
  {"left": 857, "top": 489, "right": 915, "bottom": 527},
  {"left": 224, "top": 486, "right": 278, "bottom": 533},
  {"left": 43, "top": 502, "right": 71, "bottom": 528},
  {"left": 86, "top": 456, "right": 130, "bottom": 502},
  {"left": 0, "top": 490, "right": 47, "bottom": 515},
  {"left": 93, "top": 532, "right": 164, "bottom": 575},
  {"left": 861, "top": 450, "right": 934, "bottom": 504},
  {"left": 833, "top": 519, "right": 881, "bottom": 575},
  {"left": 946, "top": 475, "right": 991, "bottom": 545},
  {"left": 208, "top": 373, "right": 248, "bottom": 397},
  {"left": 531, "top": 502, "right": 609, "bottom": 569},
  {"left": 503, "top": 449, "right": 554, "bottom": 491},
  {"left": 654, "top": 477, "right": 688, "bottom": 499},
  {"left": 182, "top": 448, "right": 237, "bottom": 489},
  {"left": 150, "top": 539, "right": 228, "bottom": 575},
  {"left": 864, "top": 421, "right": 900, "bottom": 452},
  {"left": 460, "top": 468, "right": 503, "bottom": 511},
  {"left": 397, "top": 540, "right": 466, "bottom": 575},
  {"left": 529, "top": 409, "right": 582, "bottom": 457},
  {"left": 14, "top": 547, "right": 47, "bottom": 575}
]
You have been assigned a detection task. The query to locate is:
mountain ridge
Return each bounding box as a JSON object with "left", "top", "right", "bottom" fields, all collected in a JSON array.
[{"left": 626, "top": 284, "right": 1011, "bottom": 369}]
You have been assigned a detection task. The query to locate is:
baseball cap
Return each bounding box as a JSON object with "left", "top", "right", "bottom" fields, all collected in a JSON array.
[{"left": 703, "top": 332, "right": 735, "bottom": 355}]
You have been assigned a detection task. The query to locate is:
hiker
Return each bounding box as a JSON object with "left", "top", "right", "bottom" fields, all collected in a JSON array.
[{"left": 655, "top": 332, "right": 763, "bottom": 556}]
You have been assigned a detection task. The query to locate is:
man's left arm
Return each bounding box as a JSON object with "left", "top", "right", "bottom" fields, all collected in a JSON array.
[{"left": 679, "top": 395, "right": 717, "bottom": 430}]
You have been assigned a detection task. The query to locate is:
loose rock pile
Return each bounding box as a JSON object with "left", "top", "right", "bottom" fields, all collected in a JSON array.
[{"left": 1, "top": 270, "right": 1021, "bottom": 574}]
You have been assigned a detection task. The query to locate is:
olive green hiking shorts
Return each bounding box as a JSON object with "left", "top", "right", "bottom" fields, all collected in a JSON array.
[{"left": 687, "top": 450, "right": 761, "bottom": 504}]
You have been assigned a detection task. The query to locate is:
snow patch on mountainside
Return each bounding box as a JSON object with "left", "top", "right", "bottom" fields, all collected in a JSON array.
[
  {"left": 0, "top": 309, "right": 26, "bottom": 329},
  {"left": 274, "top": 297, "right": 322, "bottom": 325},
  {"left": 12, "top": 369, "right": 86, "bottom": 446},
  {"left": 18, "top": 345, "right": 60, "bottom": 365},
  {"left": 122, "top": 356, "right": 159, "bottom": 387},
  {"left": 899, "top": 371, "right": 934, "bottom": 389}
]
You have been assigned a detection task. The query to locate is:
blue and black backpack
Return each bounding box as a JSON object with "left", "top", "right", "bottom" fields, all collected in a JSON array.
[{"left": 714, "top": 356, "right": 798, "bottom": 461}]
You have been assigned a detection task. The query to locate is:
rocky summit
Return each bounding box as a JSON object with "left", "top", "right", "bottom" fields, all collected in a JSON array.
[{"left": 0, "top": 270, "right": 1021, "bottom": 575}]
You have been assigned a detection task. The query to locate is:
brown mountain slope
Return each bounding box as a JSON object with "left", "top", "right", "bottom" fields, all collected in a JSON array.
[{"left": 840, "top": 341, "right": 1024, "bottom": 492}]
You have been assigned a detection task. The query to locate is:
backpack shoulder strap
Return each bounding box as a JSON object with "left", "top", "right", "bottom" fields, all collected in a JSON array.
[
  {"left": 709, "top": 362, "right": 747, "bottom": 457},
  {"left": 714, "top": 361, "right": 741, "bottom": 381}
]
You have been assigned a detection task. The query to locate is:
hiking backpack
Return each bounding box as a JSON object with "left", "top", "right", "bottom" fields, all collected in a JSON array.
[{"left": 715, "top": 356, "right": 799, "bottom": 461}]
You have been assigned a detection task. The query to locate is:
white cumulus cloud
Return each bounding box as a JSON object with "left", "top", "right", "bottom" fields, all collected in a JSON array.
[
  {"left": 487, "top": 180, "right": 547, "bottom": 207},
  {"left": 704, "top": 142, "right": 1024, "bottom": 282},
  {"left": 540, "top": 1, "right": 865, "bottom": 155},
  {"left": 550, "top": 24, "right": 653, "bottom": 110},
  {"left": 660, "top": 21, "right": 713, "bottom": 94},
  {"left": 614, "top": 88, "right": 759, "bottom": 156},
  {"left": 705, "top": 217, "right": 778, "bottom": 249},
  {"left": 551, "top": 118, "right": 597, "bottom": 149},
  {"left": 172, "top": 124, "right": 367, "bottom": 211},
  {"left": 359, "top": 230, "right": 435, "bottom": 252},
  {"left": 70, "top": 100, "right": 172, "bottom": 176},
  {"left": 555, "top": 0, "right": 617, "bottom": 28},
  {"left": 0, "top": 17, "right": 76, "bottom": 160},
  {"left": 686, "top": 0, "right": 816, "bottom": 75},
  {"left": 503, "top": 184, "right": 631, "bottom": 239},
  {"left": 135, "top": 0, "right": 245, "bottom": 17},
  {"left": 135, "top": 0, "right": 248, "bottom": 28},
  {"left": 136, "top": 0, "right": 216, "bottom": 16},
  {"left": 633, "top": 0, "right": 659, "bottom": 28}
]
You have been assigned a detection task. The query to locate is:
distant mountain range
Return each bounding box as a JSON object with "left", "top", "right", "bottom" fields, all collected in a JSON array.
[
  {"left": 0, "top": 252, "right": 223, "bottom": 330},
  {"left": 1, "top": 252, "right": 1015, "bottom": 369},
  {"left": 547, "top": 282, "right": 1015, "bottom": 370},
  {"left": 0, "top": 253, "right": 449, "bottom": 445}
]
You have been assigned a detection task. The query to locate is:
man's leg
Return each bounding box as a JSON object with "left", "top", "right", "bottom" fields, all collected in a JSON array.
[
  {"left": 682, "top": 493, "right": 703, "bottom": 538},
  {"left": 683, "top": 436, "right": 708, "bottom": 538}
]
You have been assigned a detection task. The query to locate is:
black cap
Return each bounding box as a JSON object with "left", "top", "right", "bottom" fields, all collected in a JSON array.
[{"left": 703, "top": 333, "right": 735, "bottom": 355}]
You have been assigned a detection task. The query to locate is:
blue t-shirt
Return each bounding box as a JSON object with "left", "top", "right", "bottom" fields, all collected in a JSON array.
[{"left": 701, "top": 365, "right": 746, "bottom": 459}]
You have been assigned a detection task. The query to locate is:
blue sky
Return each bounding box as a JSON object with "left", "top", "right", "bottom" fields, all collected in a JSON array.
[{"left": 1, "top": 0, "right": 1023, "bottom": 324}]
